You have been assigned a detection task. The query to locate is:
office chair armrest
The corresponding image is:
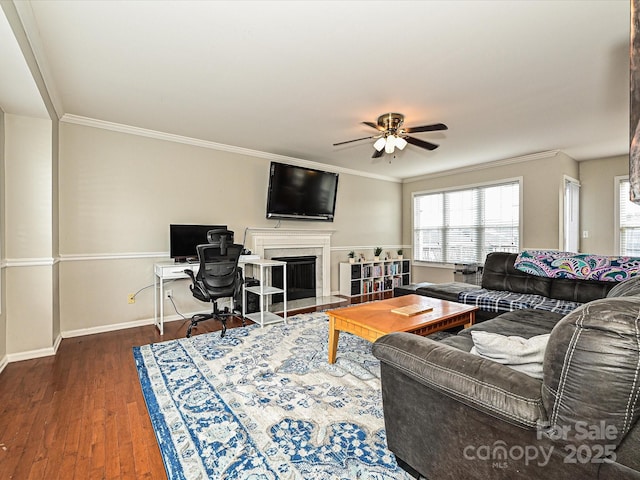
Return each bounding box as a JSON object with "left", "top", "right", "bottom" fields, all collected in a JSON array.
[
  {"left": 184, "top": 268, "right": 196, "bottom": 281},
  {"left": 184, "top": 269, "right": 211, "bottom": 301}
]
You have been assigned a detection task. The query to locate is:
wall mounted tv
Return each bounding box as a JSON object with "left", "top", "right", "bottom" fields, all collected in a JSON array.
[
  {"left": 169, "top": 224, "right": 228, "bottom": 261},
  {"left": 265, "top": 162, "right": 339, "bottom": 222}
]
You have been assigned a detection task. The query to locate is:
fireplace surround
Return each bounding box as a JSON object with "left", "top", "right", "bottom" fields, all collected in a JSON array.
[{"left": 248, "top": 228, "right": 334, "bottom": 298}]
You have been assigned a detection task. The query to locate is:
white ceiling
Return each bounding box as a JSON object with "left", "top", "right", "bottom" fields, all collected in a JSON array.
[{"left": 0, "top": 0, "right": 632, "bottom": 180}]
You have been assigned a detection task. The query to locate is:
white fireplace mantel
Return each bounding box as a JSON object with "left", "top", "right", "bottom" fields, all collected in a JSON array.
[{"left": 247, "top": 228, "right": 335, "bottom": 297}]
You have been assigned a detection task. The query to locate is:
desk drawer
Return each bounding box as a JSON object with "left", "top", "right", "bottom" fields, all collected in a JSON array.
[{"left": 156, "top": 264, "right": 196, "bottom": 278}]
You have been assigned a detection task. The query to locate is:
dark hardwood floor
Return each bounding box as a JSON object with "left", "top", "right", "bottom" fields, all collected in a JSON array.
[{"left": 0, "top": 294, "right": 385, "bottom": 479}]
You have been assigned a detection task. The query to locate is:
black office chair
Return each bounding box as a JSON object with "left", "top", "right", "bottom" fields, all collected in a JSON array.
[{"left": 184, "top": 229, "right": 244, "bottom": 338}]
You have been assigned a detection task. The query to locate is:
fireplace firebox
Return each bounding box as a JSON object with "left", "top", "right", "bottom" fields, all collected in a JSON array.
[{"left": 271, "top": 255, "right": 317, "bottom": 303}]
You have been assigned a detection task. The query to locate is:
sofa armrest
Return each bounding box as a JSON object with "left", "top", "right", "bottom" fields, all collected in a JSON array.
[{"left": 372, "top": 332, "right": 548, "bottom": 429}]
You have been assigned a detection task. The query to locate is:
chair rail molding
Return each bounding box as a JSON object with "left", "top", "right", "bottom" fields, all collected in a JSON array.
[
  {"left": 4, "top": 257, "right": 57, "bottom": 267},
  {"left": 58, "top": 252, "right": 167, "bottom": 262}
]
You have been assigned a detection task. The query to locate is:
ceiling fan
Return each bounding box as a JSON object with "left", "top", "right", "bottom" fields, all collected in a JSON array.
[{"left": 333, "top": 113, "right": 448, "bottom": 158}]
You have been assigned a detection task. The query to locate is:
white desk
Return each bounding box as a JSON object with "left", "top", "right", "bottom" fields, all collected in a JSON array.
[{"left": 153, "top": 255, "right": 259, "bottom": 334}]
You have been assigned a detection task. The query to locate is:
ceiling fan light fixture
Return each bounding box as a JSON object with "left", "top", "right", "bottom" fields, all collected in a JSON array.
[
  {"left": 373, "top": 137, "right": 386, "bottom": 152},
  {"left": 385, "top": 135, "right": 396, "bottom": 154},
  {"left": 336, "top": 113, "right": 447, "bottom": 156}
]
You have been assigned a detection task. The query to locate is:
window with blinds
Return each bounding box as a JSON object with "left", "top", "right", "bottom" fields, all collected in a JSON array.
[
  {"left": 413, "top": 179, "right": 521, "bottom": 264},
  {"left": 618, "top": 178, "right": 640, "bottom": 255}
]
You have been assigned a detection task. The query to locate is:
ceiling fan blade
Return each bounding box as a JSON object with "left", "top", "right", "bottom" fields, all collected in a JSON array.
[
  {"left": 362, "top": 121, "right": 385, "bottom": 131},
  {"left": 404, "top": 123, "right": 448, "bottom": 134},
  {"left": 372, "top": 148, "right": 385, "bottom": 158},
  {"left": 405, "top": 135, "right": 439, "bottom": 150},
  {"left": 333, "top": 135, "right": 377, "bottom": 146}
]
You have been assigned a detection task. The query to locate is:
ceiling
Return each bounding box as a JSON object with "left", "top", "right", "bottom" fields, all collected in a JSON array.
[{"left": 0, "top": 0, "right": 632, "bottom": 181}]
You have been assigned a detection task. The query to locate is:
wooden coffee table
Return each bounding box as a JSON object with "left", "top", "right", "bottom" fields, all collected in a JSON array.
[{"left": 327, "top": 294, "right": 478, "bottom": 364}]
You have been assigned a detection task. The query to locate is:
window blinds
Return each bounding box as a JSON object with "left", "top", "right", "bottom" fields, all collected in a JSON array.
[
  {"left": 413, "top": 180, "right": 520, "bottom": 264},
  {"left": 619, "top": 179, "right": 640, "bottom": 255}
]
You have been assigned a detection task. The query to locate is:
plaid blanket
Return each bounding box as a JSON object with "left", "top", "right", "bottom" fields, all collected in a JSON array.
[{"left": 458, "top": 289, "right": 582, "bottom": 315}]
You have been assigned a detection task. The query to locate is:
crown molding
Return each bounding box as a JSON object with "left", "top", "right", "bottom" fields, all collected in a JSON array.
[
  {"left": 403, "top": 150, "right": 561, "bottom": 183},
  {"left": 60, "top": 114, "right": 401, "bottom": 183}
]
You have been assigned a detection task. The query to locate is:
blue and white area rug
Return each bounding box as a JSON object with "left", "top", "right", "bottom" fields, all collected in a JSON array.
[{"left": 133, "top": 311, "right": 413, "bottom": 479}]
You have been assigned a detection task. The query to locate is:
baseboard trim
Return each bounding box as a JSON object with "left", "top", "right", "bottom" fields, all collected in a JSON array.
[
  {"left": 1, "top": 333, "right": 63, "bottom": 366},
  {"left": 53, "top": 333, "right": 62, "bottom": 353},
  {"left": 1, "top": 318, "right": 172, "bottom": 368},
  {"left": 0, "top": 355, "right": 8, "bottom": 374},
  {"left": 62, "top": 317, "right": 156, "bottom": 338},
  {"left": 6, "top": 344, "right": 58, "bottom": 363},
  {"left": 61, "top": 312, "right": 199, "bottom": 338}
]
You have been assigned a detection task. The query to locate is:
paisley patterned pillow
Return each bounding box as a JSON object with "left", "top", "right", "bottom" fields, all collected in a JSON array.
[{"left": 515, "top": 250, "right": 640, "bottom": 282}]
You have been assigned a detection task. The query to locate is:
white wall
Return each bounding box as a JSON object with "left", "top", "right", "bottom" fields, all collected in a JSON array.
[
  {"left": 0, "top": 111, "right": 6, "bottom": 367},
  {"left": 4, "top": 114, "right": 56, "bottom": 355},
  {"left": 402, "top": 151, "right": 580, "bottom": 283},
  {"left": 579, "top": 154, "right": 628, "bottom": 254},
  {"left": 1, "top": 114, "right": 630, "bottom": 358},
  {"left": 58, "top": 121, "right": 402, "bottom": 334}
]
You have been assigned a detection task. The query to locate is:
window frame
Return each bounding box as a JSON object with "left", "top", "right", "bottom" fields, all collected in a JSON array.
[
  {"left": 561, "top": 175, "right": 580, "bottom": 252},
  {"left": 614, "top": 175, "right": 640, "bottom": 256},
  {"left": 411, "top": 177, "right": 523, "bottom": 267}
]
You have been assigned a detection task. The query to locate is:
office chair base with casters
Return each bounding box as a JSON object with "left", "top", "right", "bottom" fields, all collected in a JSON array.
[{"left": 185, "top": 302, "right": 245, "bottom": 338}]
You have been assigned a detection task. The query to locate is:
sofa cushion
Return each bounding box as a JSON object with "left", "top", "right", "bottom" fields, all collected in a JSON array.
[
  {"left": 393, "top": 282, "right": 433, "bottom": 297},
  {"left": 607, "top": 275, "right": 640, "bottom": 298},
  {"left": 481, "top": 252, "right": 552, "bottom": 297},
  {"left": 415, "top": 282, "right": 479, "bottom": 303},
  {"left": 438, "top": 308, "right": 563, "bottom": 352},
  {"left": 481, "top": 308, "right": 565, "bottom": 332},
  {"left": 470, "top": 331, "right": 550, "bottom": 379},
  {"left": 549, "top": 277, "right": 616, "bottom": 303}
]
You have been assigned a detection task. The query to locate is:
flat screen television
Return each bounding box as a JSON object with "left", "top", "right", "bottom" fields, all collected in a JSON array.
[
  {"left": 265, "top": 162, "right": 339, "bottom": 221},
  {"left": 169, "top": 224, "right": 228, "bottom": 261}
]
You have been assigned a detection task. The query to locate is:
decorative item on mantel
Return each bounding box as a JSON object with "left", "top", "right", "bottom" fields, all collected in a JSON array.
[
  {"left": 348, "top": 250, "right": 356, "bottom": 264},
  {"left": 397, "top": 249, "right": 403, "bottom": 260},
  {"left": 373, "top": 246, "right": 383, "bottom": 261}
]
